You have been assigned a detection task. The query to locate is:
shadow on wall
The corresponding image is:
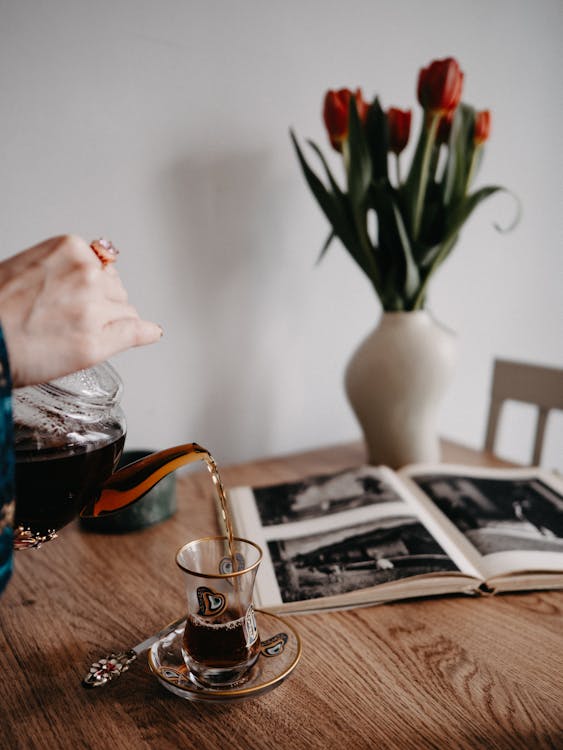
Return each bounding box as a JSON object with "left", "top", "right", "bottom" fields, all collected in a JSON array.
[{"left": 157, "top": 148, "right": 291, "bottom": 461}]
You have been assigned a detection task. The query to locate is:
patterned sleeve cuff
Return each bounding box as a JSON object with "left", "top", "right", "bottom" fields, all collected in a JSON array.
[{"left": 0, "top": 323, "right": 14, "bottom": 592}]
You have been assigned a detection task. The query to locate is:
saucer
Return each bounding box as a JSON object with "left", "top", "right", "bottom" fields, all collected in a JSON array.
[{"left": 148, "top": 610, "right": 302, "bottom": 703}]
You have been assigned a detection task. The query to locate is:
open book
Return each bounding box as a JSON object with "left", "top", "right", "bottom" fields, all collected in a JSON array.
[{"left": 226, "top": 463, "right": 563, "bottom": 614}]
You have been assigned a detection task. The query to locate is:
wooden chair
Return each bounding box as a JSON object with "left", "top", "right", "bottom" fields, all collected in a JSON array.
[{"left": 484, "top": 358, "right": 563, "bottom": 465}]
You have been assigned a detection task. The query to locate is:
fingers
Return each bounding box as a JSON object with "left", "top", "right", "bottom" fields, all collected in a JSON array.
[{"left": 101, "top": 317, "right": 163, "bottom": 357}]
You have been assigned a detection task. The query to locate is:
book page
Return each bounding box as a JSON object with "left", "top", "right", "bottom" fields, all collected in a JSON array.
[
  {"left": 227, "top": 466, "right": 467, "bottom": 610},
  {"left": 399, "top": 464, "right": 563, "bottom": 581}
]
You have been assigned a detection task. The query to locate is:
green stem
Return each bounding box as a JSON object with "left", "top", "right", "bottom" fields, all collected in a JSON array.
[
  {"left": 352, "top": 206, "right": 381, "bottom": 291},
  {"left": 465, "top": 144, "right": 481, "bottom": 193},
  {"left": 395, "top": 154, "right": 401, "bottom": 187},
  {"left": 412, "top": 232, "right": 458, "bottom": 309},
  {"left": 342, "top": 139, "right": 351, "bottom": 182},
  {"left": 412, "top": 112, "right": 440, "bottom": 241}
]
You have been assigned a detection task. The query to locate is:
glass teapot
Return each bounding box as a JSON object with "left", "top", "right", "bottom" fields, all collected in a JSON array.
[{"left": 13, "top": 362, "right": 209, "bottom": 549}]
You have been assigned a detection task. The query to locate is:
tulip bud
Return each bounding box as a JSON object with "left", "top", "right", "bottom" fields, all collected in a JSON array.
[
  {"left": 354, "top": 90, "right": 370, "bottom": 124},
  {"left": 436, "top": 110, "right": 455, "bottom": 145},
  {"left": 417, "top": 57, "right": 464, "bottom": 114},
  {"left": 323, "top": 88, "right": 369, "bottom": 152},
  {"left": 387, "top": 108, "right": 412, "bottom": 155},
  {"left": 473, "top": 110, "right": 491, "bottom": 145}
]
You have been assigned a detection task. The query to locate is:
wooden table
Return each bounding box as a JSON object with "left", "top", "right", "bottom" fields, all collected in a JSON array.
[{"left": 1, "top": 441, "right": 562, "bottom": 749}]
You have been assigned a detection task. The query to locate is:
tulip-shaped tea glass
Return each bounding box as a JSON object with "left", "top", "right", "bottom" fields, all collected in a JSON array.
[{"left": 176, "top": 536, "right": 263, "bottom": 688}]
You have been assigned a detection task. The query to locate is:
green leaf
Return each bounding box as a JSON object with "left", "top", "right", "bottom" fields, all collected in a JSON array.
[
  {"left": 290, "top": 129, "right": 379, "bottom": 283},
  {"left": 446, "top": 185, "right": 504, "bottom": 236},
  {"left": 412, "top": 232, "right": 458, "bottom": 310},
  {"left": 316, "top": 231, "right": 335, "bottom": 264},
  {"left": 442, "top": 104, "right": 476, "bottom": 207},
  {"left": 403, "top": 111, "right": 440, "bottom": 240},
  {"left": 413, "top": 183, "right": 520, "bottom": 309},
  {"left": 391, "top": 202, "right": 420, "bottom": 301},
  {"left": 418, "top": 239, "right": 453, "bottom": 270},
  {"left": 365, "top": 97, "right": 388, "bottom": 182},
  {"left": 290, "top": 130, "right": 353, "bottom": 247},
  {"left": 307, "top": 140, "right": 345, "bottom": 198},
  {"left": 370, "top": 182, "right": 419, "bottom": 304},
  {"left": 290, "top": 130, "right": 335, "bottom": 218},
  {"left": 491, "top": 189, "right": 522, "bottom": 233},
  {"left": 346, "top": 97, "right": 372, "bottom": 205}
]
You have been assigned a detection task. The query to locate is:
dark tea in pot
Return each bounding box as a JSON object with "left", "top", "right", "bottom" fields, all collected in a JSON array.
[
  {"left": 15, "top": 434, "right": 125, "bottom": 538},
  {"left": 12, "top": 363, "right": 126, "bottom": 546}
]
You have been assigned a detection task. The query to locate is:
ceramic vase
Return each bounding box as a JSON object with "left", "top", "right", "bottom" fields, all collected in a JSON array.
[{"left": 345, "top": 311, "right": 457, "bottom": 468}]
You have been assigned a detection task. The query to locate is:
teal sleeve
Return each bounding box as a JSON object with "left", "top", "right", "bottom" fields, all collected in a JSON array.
[{"left": 0, "top": 324, "right": 14, "bottom": 593}]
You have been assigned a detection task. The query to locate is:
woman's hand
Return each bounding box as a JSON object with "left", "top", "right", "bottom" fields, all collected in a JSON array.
[{"left": 0, "top": 235, "right": 162, "bottom": 387}]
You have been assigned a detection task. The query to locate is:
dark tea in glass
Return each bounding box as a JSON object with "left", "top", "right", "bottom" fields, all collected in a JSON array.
[{"left": 183, "top": 609, "right": 261, "bottom": 673}]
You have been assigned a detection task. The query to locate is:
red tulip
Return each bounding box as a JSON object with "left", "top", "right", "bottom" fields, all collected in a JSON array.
[
  {"left": 387, "top": 108, "right": 412, "bottom": 155},
  {"left": 417, "top": 57, "right": 464, "bottom": 113},
  {"left": 473, "top": 110, "right": 491, "bottom": 145},
  {"left": 323, "top": 88, "right": 369, "bottom": 152},
  {"left": 436, "top": 110, "right": 455, "bottom": 145}
]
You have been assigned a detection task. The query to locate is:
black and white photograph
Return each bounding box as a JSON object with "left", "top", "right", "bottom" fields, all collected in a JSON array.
[
  {"left": 267, "top": 515, "right": 458, "bottom": 604},
  {"left": 412, "top": 474, "right": 563, "bottom": 555},
  {"left": 253, "top": 467, "right": 404, "bottom": 526}
]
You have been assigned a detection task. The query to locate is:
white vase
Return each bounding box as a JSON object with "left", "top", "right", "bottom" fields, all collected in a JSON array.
[{"left": 345, "top": 311, "right": 457, "bottom": 468}]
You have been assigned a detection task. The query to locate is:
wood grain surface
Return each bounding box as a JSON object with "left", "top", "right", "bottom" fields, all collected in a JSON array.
[{"left": 1, "top": 441, "right": 562, "bottom": 750}]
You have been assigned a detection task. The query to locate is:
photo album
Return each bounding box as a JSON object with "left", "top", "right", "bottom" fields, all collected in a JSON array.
[{"left": 224, "top": 463, "right": 563, "bottom": 614}]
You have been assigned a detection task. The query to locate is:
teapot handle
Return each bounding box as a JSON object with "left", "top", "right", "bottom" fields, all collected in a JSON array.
[{"left": 80, "top": 443, "right": 210, "bottom": 518}]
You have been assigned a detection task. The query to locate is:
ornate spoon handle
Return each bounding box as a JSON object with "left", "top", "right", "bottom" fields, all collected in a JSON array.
[
  {"left": 82, "top": 614, "right": 186, "bottom": 688},
  {"left": 83, "top": 649, "right": 138, "bottom": 688}
]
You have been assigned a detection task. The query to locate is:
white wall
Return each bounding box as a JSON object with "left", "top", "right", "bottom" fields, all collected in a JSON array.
[{"left": 1, "top": 0, "right": 561, "bottom": 470}]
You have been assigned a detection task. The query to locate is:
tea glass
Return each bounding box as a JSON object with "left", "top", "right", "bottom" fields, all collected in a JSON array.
[{"left": 176, "top": 536, "right": 263, "bottom": 687}]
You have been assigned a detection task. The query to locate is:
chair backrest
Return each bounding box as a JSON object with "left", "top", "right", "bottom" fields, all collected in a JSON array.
[{"left": 484, "top": 358, "right": 563, "bottom": 465}]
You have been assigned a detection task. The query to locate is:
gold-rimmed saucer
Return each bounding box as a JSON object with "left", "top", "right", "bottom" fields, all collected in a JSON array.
[{"left": 148, "top": 610, "right": 302, "bottom": 703}]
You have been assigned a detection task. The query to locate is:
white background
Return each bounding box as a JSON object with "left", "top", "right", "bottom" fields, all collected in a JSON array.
[{"left": 1, "top": 0, "right": 561, "bottom": 470}]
